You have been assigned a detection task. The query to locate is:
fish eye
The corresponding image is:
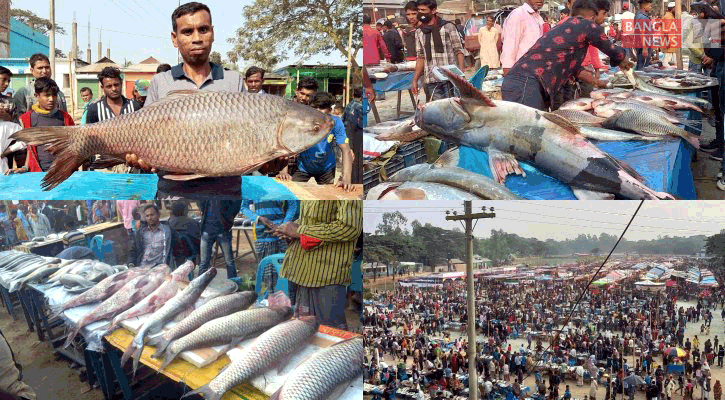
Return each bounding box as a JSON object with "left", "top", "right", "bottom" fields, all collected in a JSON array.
[{"left": 313, "top": 125, "right": 320, "bottom": 132}]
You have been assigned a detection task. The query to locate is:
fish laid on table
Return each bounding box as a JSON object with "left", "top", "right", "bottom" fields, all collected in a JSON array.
[
  {"left": 63, "top": 265, "right": 170, "bottom": 348},
  {"left": 10, "top": 261, "right": 64, "bottom": 291},
  {"left": 148, "top": 290, "right": 258, "bottom": 358},
  {"left": 601, "top": 110, "right": 700, "bottom": 148},
  {"left": 412, "top": 69, "right": 674, "bottom": 199},
  {"left": 551, "top": 109, "right": 605, "bottom": 125},
  {"left": 652, "top": 76, "right": 718, "bottom": 89},
  {"left": 578, "top": 126, "right": 667, "bottom": 142},
  {"left": 592, "top": 99, "right": 682, "bottom": 124},
  {"left": 10, "top": 91, "right": 334, "bottom": 190},
  {"left": 366, "top": 181, "right": 483, "bottom": 200},
  {"left": 386, "top": 163, "right": 522, "bottom": 199},
  {"left": 269, "top": 337, "right": 364, "bottom": 400},
  {"left": 121, "top": 267, "right": 217, "bottom": 376},
  {"left": 108, "top": 260, "right": 197, "bottom": 332},
  {"left": 157, "top": 291, "right": 293, "bottom": 370},
  {"left": 55, "top": 266, "right": 152, "bottom": 314},
  {"left": 182, "top": 316, "right": 320, "bottom": 400},
  {"left": 590, "top": 88, "right": 631, "bottom": 99},
  {"left": 559, "top": 98, "right": 596, "bottom": 111}
]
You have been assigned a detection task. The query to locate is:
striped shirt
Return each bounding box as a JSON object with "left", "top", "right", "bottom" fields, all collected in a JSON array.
[
  {"left": 280, "top": 200, "right": 362, "bottom": 288},
  {"left": 85, "top": 96, "right": 140, "bottom": 124}
]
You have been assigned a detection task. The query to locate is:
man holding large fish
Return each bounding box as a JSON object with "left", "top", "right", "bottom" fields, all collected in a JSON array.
[{"left": 501, "top": 0, "right": 634, "bottom": 111}]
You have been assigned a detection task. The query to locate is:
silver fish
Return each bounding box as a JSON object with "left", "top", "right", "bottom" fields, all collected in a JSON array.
[
  {"left": 601, "top": 110, "right": 700, "bottom": 148},
  {"left": 148, "top": 291, "right": 258, "bottom": 358},
  {"left": 387, "top": 164, "right": 521, "bottom": 199},
  {"left": 158, "top": 291, "right": 293, "bottom": 371},
  {"left": 269, "top": 337, "right": 364, "bottom": 400},
  {"left": 121, "top": 267, "right": 217, "bottom": 376},
  {"left": 366, "top": 181, "right": 483, "bottom": 200},
  {"left": 578, "top": 126, "right": 667, "bottom": 142},
  {"left": 182, "top": 316, "right": 320, "bottom": 400}
]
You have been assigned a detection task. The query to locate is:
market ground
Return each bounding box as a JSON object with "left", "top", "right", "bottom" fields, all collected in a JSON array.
[
  {"left": 0, "top": 230, "right": 361, "bottom": 399},
  {"left": 369, "top": 296, "right": 725, "bottom": 400},
  {"left": 366, "top": 73, "right": 725, "bottom": 200}
]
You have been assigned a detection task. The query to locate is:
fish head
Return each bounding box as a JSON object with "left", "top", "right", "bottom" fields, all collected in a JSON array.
[
  {"left": 280, "top": 103, "right": 335, "bottom": 152},
  {"left": 171, "top": 260, "right": 196, "bottom": 282},
  {"left": 415, "top": 97, "right": 486, "bottom": 141},
  {"left": 195, "top": 267, "right": 217, "bottom": 286}
]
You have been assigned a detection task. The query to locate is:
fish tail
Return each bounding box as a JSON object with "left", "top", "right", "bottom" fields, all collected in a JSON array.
[
  {"left": 64, "top": 322, "right": 82, "bottom": 348},
  {"left": 681, "top": 132, "right": 700, "bottom": 149},
  {"left": 131, "top": 345, "right": 143, "bottom": 378},
  {"left": 181, "top": 384, "right": 222, "bottom": 400},
  {"left": 149, "top": 337, "right": 170, "bottom": 358},
  {"left": 269, "top": 386, "right": 283, "bottom": 400},
  {"left": 120, "top": 341, "right": 137, "bottom": 367},
  {"left": 159, "top": 348, "right": 180, "bottom": 370}
]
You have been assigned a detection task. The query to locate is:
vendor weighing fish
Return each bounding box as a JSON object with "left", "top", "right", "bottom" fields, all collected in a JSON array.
[{"left": 10, "top": 91, "right": 334, "bottom": 190}]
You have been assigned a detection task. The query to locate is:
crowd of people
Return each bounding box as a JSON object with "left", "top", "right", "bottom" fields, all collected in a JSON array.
[
  {"left": 0, "top": 1, "right": 365, "bottom": 198},
  {"left": 364, "top": 273, "right": 725, "bottom": 400}
]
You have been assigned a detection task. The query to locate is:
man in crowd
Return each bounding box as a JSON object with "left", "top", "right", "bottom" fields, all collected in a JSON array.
[
  {"left": 0, "top": 328, "right": 36, "bottom": 399},
  {"left": 168, "top": 201, "right": 200, "bottom": 267},
  {"left": 86, "top": 67, "right": 141, "bottom": 124},
  {"left": 662, "top": 2, "right": 677, "bottom": 67},
  {"left": 116, "top": 200, "right": 141, "bottom": 247},
  {"left": 411, "top": 0, "right": 466, "bottom": 101},
  {"left": 197, "top": 200, "right": 242, "bottom": 279},
  {"left": 277, "top": 200, "right": 362, "bottom": 330},
  {"left": 156, "top": 64, "right": 172, "bottom": 73},
  {"left": 363, "top": 14, "right": 391, "bottom": 66},
  {"left": 244, "top": 66, "right": 265, "bottom": 93},
  {"left": 502, "top": 0, "right": 632, "bottom": 110},
  {"left": 634, "top": 0, "right": 654, "bottom": 70},
  {"left": 383, "top": 20, "right": 406, "bottom": 64},
  {"left": 0, "top": 98, "right": 22, "bottom": 175},
  {"left": 403, "top": 1, "right": 421, "bottom": 62},
  {"left": 293, "top": 77, "right": 318, "bottom": 105},
  {"left": 79, "top": 87, "right": 94, "bottom": 125},
  {"left": 501, "top": 0, "right": 545, "bottom": 74},
  {"left": 0, "top": 67, "right": 12, "bottom": 99},
  {"left": 9, "top": 78, "right": 74, "bottom": 174},
  {"left": 343, "top": 87, "right": 364, "bottom": 184},
  {"left": 132, "top": 80, "right": 149, "bottom": 107},
  {"left": 13, "top": 53, "right": 67, "bottom": 115},
  {"left": 128, "top": 204, "right": 173, "bottom": 268},
  {"left": 128, "top": 2, "right": 246, "bottom": 199},
  {"left": 240, "top": 200, "right": 299, "bottom": 291}
]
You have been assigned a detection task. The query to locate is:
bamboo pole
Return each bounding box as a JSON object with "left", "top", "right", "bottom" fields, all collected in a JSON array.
[{"left": 675, "top": 0, "right": 683, "bottom": 69}]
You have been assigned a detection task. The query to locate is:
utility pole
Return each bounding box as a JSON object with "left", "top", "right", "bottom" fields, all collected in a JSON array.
[
  {"left": 446, "top": 201, "right": 496, "bottom": 400},
  {"left": 49, "top": 0, "right": 56, "bottom": 79},
  {"left": 71, "top": 15, "right": 78, "bottom": 114}
]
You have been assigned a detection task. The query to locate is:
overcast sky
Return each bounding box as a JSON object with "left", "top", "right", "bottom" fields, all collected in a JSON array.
[
  {"left": 19, "top": 0, "right": 359, "bottom": 69},
  {"left": 363, "top": 201, "right": 725, "bottom": 241}
]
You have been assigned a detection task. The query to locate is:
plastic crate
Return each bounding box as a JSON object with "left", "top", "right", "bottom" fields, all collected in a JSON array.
[{"left": 362, "top": 140, "right": 428, "bottom": 194}]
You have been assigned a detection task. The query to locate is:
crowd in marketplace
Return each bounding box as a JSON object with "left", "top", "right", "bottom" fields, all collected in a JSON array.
[{"left": 364, "top": 266, "right": 725, "bottom": 400}]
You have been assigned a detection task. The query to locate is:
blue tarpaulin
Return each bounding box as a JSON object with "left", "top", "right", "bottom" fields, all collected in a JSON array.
[
  {"left": 372, "top": 71, "right": 414, "bottom": 92},
  {"left": 456, "top": 139, "right": 696, "bottom": 199},
  {"left": 0, "top": 173, "right": 297, "bottom": 200}
]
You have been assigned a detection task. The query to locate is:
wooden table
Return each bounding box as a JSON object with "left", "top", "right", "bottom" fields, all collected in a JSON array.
[{"left": 277, "top": 181, "right": 363, "bottom": 200}]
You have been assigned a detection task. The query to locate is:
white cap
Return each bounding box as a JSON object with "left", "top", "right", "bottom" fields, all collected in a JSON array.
[{"left": 667, "top": 2, "right": 675, "bottom": 7}]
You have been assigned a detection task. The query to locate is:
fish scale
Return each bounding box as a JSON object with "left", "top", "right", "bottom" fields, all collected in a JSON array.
[
  {"left": 271, "top": 337, "right": 363, "bottom": 400},
  {"left": 186, "top": 317, "right": 319, "bottom": 400},
  {"left": 11, "top": 91, "right": 334, "bottom": 190},
  {"left": 159, "top": 305, "right": 293, "bottom": 370}
]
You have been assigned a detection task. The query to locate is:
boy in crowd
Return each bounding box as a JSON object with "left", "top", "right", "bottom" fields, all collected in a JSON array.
[{"left": 9, "top": 78, "right": 74, "bottom": 173}]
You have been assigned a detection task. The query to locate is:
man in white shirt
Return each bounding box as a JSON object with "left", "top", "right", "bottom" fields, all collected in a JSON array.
[{"left": 0, "top": 98, "right": 23, "bottom": 175}]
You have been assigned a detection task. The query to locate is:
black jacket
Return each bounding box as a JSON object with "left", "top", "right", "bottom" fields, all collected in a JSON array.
[{"left": 383, "top": 29, "right": 406, "bottom": 64}]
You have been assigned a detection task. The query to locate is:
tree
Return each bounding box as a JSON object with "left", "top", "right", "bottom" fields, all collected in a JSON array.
[
  {"left": 591, "top": 247, "right": 601, "bottom": 256},
  {"left": 226, "top": 0, "right": 361, "bottom": 69},
  {"left": 375, "top": 211, "right": 408, "bottom": 236},
  {"left": 209, "top": 51, "right": 223, "bottom": 65},
  {"left": 11, "top": 9, "right": 66, "bottom": 35}
]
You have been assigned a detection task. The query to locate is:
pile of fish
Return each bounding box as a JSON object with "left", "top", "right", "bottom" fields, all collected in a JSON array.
[
  {"left": 370, "top": 69, "right": 676, "bottom": 200},
  {"left": 9, "top": 91, "right": 335, "bottom": 190},
  {"left": 610, "top": 69, "right": 719, "bottom": 89},
  {"left": 0, "top": 251, "right": 126, "bottom": 293},
  {"left": 365, "top": 61, "right": 417, "bottom": 79}
]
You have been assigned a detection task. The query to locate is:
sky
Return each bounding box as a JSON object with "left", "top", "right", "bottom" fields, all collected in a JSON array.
[
  {"left": 18, "top": 0, "right": 360, "bottom": 69},
  {"left": 363, "top": 201, "right": 725, "bottom": 241}
]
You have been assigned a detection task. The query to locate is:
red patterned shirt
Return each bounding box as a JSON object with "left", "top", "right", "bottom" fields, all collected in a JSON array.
[{"left": 508, "top": 16, "right": 626, "bottom": 96}]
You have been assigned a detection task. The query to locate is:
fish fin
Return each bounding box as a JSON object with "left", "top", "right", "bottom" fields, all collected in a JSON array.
[
  {"left": 268, "top": 290, "right": 292, "bottom": 310},
  {"left": 486, "top": 147, "right": 525, "bottom": 184},
  {"left": 681, "top": 132, "right": 701, "bottom": 149},
  {"left": 120, "top": 341, "right": 136, "bottom": 367},
  {"left": 432, "top": 147, "right": 460, "bottom": 168},
  {"left": 440, "top": 68, "right": 497, "bottom": 107},
  {"left": 161, "top": 173, "right": 209, "bottom": 181},
  {"left": 605, "top": 155, "right": 644, "bottom": 183},
  {"left": 148, "top": 336, "right": 167, "bottom": 357},
  {"left": 541, "top": 112, "right": 583, "bottom": 134},
  {"left": 64, "top": 322, "right": 83, "bottom": 349},
  {"left": 374, "top": 182, "right": 403, "bottom": 199},
  {"left": 11, "top": 127, "right": 87, "bottom": 190},
  {"left": 89, "top": 155, "right": 125, "bottom": 170},
  {"left": 131, "top": 345, "right": 144, "bottom": 378},
  {"left": 159, "top": 345, "right": 180, "bottom": 370},
  {"left": 655, "top": 191, "right": 677, "bottom": 200},
  {"left": 376, "top": 128, "right": 429, "bottom": 142},
  {"left": 143, "top": 90, "right": 200, "bottom": 108},
  {"left": 571, "top": 188, "right": 616, "bottom": 200},
  {"left": 173, "top": 305, "right": 195, "bottom": 322},
  {"left": 181, "top": 384, "right": 222, "bottom": 400}
]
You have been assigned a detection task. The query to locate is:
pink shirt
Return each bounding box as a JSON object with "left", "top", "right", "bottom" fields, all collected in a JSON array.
[
  {"left": 501, "top": 3, "right": 544, "bottom": 68},
  {"left": 582, "top": 45, "right": 605, "bottom": 70},
  {"left": 116, "top": 200, "right": 140, "bottom": 230}
]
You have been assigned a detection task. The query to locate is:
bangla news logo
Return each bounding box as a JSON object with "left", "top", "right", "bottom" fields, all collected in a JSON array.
[{"left": 619, "top": 19, "right": 722, "bottom": 49}]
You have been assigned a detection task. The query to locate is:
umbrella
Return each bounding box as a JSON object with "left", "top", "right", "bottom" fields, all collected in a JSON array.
[
  {"left": 664, "top": 347, "right": 687, "bottom": 358},
  {"left": 666, "top": 280, "right": 677, "bottom": 287},
  {"left": 623, "top": 374, "right": 646, "bottom": 387},
  {"left": 700, "top": 289, "right": 712, "bottom": 298}
]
